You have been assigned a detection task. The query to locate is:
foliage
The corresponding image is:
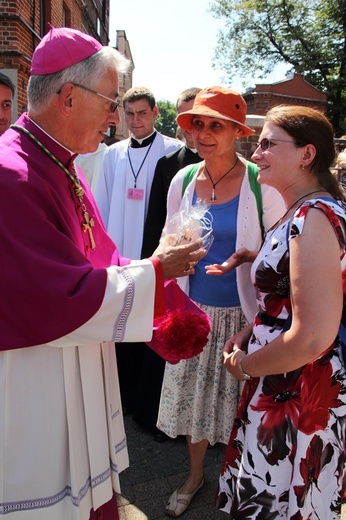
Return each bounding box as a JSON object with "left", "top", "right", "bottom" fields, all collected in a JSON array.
[
  {"left": 209, "top": 0, "right": 346, "bottom": 134},
  {"left": 155, "top": 100, "right": 178, "bottom": 138}
]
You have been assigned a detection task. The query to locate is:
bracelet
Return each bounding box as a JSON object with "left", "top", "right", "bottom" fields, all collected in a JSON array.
[{"left": 238, "top": 358, "right": 253, "bottom": 381}]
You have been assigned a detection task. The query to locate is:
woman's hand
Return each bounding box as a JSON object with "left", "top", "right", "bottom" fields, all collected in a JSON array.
[
  {"left": 223, "top": 324, "right": 253, "bottom": 376},
  {"left": 205, "top": 248, "right": 258, "bottom": 276},
  {"left": 223, "top": 347, "right": 247, "bottom": 379}
]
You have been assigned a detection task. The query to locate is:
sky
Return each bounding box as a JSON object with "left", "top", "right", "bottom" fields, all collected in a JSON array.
[{"left": 108, "top": 0, "right": 290, "bottom": 104}]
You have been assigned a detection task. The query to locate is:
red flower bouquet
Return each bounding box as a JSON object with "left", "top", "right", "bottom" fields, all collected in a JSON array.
[{"left": 146, "top": 279, "right": 211, "bottom": 364}]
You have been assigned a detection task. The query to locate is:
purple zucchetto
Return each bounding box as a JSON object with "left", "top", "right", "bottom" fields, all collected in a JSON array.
[{"left": 30, "top": 26, "right": 103, "bottom": 75}]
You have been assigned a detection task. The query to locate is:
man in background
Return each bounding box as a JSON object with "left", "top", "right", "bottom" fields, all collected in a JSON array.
[
  {"left": 95, "top": 86, "right": 182, "bottom": 440},
  {"left": 0, "top": 72, "right": 15, "bottom": 135},
  {"left": 133, "top": 88, "right": 203, "bottom": 442},
  {"left": 95, "top": 86, "right": 182, "bottom": 258}
]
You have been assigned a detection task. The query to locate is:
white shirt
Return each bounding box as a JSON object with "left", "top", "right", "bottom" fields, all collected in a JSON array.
[{"left": 95, "top": 133, "right": 182, "bottom": 259}]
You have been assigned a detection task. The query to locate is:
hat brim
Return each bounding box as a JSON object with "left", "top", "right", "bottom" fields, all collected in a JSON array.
[{"left": 176, "top": 108, "right": 254, "bottom": 137}]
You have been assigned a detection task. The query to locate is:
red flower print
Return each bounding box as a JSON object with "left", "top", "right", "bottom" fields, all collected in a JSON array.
[
  {"left": 294, "top": 434, "right": 333, "bottom": 508},
  {"left": 293, "top": 201, "right": 346, "bottom": 251},
  {"left": 255, "top": 251, "right": 290, "bottom": 319},
  {"left": 299, "top": 357, "right": 342, "bottom": 435},
  {"left": 251, "top": 370, "right": 301, "bottom": 465},
  {"left": 263, "top": 294, "right": 290, "bottom": 320},
  {"left": 221, "top": 435, "right": 242, "bottom": 473}
]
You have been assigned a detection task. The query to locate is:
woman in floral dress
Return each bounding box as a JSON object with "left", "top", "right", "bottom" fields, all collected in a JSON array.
[{"left": 214, "top": 105, "right": 346, "bottom": 519}]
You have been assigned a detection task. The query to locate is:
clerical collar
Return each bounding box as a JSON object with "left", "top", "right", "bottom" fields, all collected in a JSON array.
[
  {"left": 28, "top": 116, "right": 74, "bottom": 156},
  {"left": 187, "top": 147, "right": 198, "bottom": 153},
  {"left": 130, "top": 130, "right": 157, "bottom": 148}
]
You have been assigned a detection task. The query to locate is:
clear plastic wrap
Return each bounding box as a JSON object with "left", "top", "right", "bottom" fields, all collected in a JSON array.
[{"left": 161, "top": 198, "right": 214, "bottom": 252}]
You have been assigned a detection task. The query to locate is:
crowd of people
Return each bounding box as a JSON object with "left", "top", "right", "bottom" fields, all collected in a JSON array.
[{"left": 0, "top": 24, "right": 345, "bottom": 520}]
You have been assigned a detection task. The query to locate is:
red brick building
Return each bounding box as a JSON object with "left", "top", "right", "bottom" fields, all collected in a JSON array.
[
  {"left": 237, "top": 73, "right": 328, "bottom": 159},
  {"left": 114, "top": 29, "right": 134, "bottom": 140},
  {"left": 243, "top": 73, "right": 327, "bottom": 116},
  {"left": 0, "top": 0, "right": 111, "bottom": 120}
]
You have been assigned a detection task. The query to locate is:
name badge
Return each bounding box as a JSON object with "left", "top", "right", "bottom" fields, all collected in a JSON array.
[{"left": 127, "top": 188, "right": 144, "bottom": 200}]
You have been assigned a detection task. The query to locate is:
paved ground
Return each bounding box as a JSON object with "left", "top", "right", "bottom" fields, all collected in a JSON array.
[
  {"left": 117, "top": 415, "right": 227, "bottom": 520},
  {"left": 117, "top": 414, "right": 346, "bottom": 519}
]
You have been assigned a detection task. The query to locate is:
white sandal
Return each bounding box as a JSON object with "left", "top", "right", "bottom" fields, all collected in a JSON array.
[{"left": 165, "top": 476, "right": 204, "bottom": 517}]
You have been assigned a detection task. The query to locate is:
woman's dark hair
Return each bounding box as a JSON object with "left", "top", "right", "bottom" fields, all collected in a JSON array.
[{"left": 265, "top": 105, "right": 343, "bottom": 200}]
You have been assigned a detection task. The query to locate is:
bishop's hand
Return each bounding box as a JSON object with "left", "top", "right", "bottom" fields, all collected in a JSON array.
[{"left": 152, "top": 239, "right": 206, "bottom": 280}]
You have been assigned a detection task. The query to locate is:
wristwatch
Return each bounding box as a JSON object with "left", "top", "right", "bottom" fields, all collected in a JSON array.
[{"left": 239, "top": 358, "right": 253, "bottom": 381}]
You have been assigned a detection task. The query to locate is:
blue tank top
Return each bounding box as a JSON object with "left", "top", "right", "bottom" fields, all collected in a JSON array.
[{"left": 189, "top": 193, "right": 241, "bottom": 307}]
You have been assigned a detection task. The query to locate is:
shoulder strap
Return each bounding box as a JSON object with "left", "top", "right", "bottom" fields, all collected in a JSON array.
[
  {"left": 182, "top": 163, "right": 200, "bottom": 197},
  {"left": 247, "top": 161, "right": 265, "bottom": 239}
]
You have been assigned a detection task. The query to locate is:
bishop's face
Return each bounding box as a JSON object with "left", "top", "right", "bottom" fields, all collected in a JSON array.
[{"left": 70, "top": 69, "right": 120, "bottom": 154}]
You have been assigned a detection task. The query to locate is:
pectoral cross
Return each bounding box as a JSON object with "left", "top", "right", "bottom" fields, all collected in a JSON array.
[{"left": 82, "top": 210, "right": 96, "bottom": 250}]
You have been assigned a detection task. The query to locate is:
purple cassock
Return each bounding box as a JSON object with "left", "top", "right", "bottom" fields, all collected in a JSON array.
[{"left": 0, "top": 113, "right": 128, "bottom": 349}]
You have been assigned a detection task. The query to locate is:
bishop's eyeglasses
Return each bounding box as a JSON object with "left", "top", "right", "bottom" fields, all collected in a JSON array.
[{"left": 72, "top": 83, "right": 121, "bottom": 112}]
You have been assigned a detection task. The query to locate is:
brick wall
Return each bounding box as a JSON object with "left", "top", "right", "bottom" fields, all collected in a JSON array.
[
  {"left": 243, "top": 73, "right": 327, "bottom": 117},
  {"left": 0, "top": 0, "right": 110, "bottom": 117},
  {"left": 0, "top": 1, "right": 37, "bottom": 115},
  {"left": 114, "top": 29, "right": 134, "bottom": 140},
  {"left": 235, "top": 116, "right": 264, "bottom": 160}
]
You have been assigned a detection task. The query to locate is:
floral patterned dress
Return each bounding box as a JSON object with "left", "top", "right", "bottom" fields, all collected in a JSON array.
[{"left": 216, "top": 198, "right": 346, "bottom": 519}]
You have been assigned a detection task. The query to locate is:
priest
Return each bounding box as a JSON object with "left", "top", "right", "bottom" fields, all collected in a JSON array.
[{"left": 0, "top": 27, "right": 205, "bottom": 520}]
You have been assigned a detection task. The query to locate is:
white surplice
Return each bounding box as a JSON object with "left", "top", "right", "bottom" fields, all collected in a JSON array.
[
  {"left": 0, "top": 260, "right": 155, "bottom": 519},
  {"left": 95, "top": 134, "right": 182, "bottom": 259}
]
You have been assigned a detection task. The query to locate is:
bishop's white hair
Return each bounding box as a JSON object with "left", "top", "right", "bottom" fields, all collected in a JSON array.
[{"left": 28, "top": 46, "right": 130, "bottom": 111}]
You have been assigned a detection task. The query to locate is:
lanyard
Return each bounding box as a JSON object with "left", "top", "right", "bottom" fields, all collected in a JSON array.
[{"left": 127, "top": 138, "right": 155, "bottom": 188}]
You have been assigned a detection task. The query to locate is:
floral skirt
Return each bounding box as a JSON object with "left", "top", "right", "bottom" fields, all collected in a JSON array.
[{"left": 157, "top": 304, "right": 248, "bottom": 445}]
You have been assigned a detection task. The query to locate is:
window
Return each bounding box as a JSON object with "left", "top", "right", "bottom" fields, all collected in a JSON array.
[{"left": 62, "top": 3, "right": 71, "bottom": 27}]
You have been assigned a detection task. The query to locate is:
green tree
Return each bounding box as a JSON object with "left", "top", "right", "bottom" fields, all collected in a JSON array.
[
  {"left": 155, "top": 100, "right": 178, "bottom": 137},
  {"left": 209, "top": 0, "right": 346, "bottom": 134}
]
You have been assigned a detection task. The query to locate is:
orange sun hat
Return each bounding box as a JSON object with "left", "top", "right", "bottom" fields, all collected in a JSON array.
[{"left": 177, "top": 86, "right": 254, "bottom": 136}]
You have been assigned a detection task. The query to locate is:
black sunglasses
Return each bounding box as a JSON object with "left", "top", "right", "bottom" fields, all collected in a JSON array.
[{"left": 256, "top": 137, "right": 295, "bottom": 151}]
